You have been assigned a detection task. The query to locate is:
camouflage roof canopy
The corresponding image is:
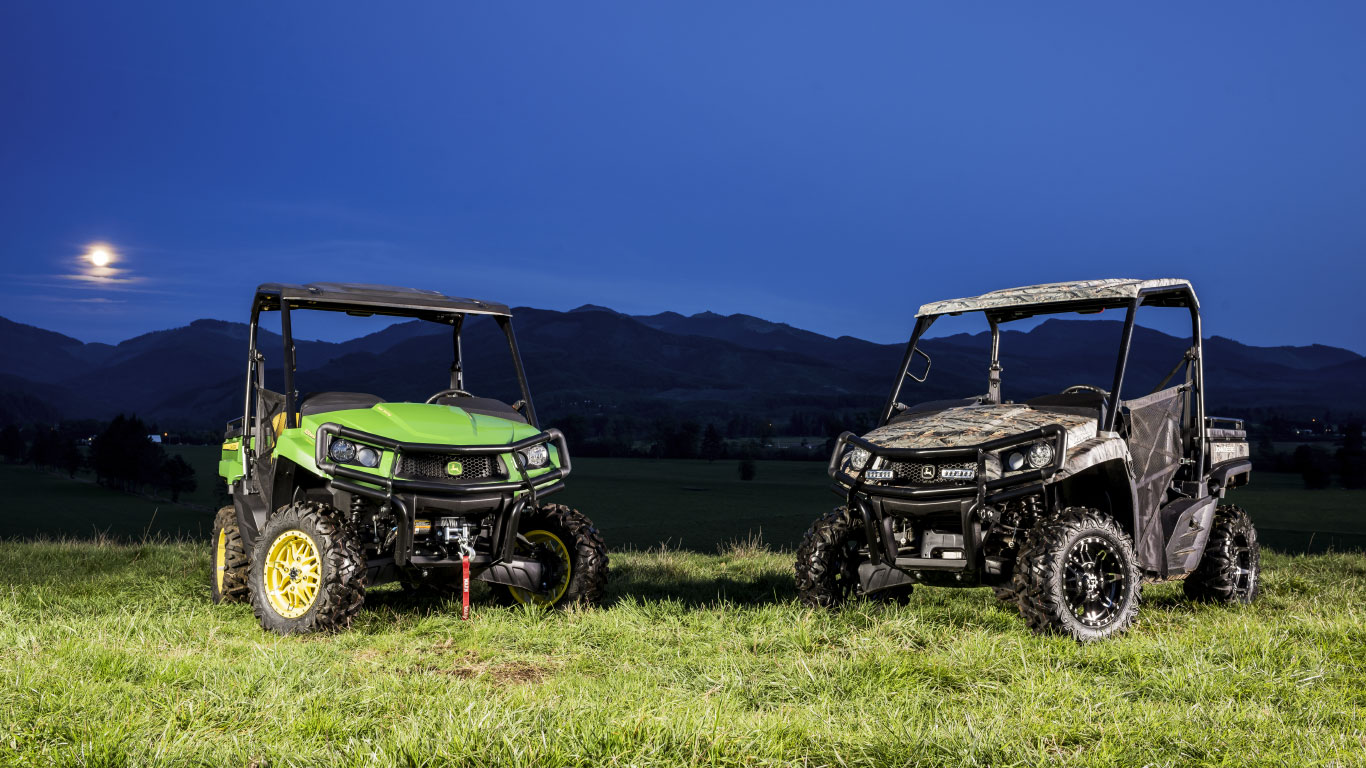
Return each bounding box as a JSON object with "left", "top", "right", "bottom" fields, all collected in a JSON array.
[{"left": 916, "top": 278, "right": 1194, "bottom": 318}]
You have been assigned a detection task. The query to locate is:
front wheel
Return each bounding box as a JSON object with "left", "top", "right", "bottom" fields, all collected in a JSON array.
[
  {"left": 1012, "top": 507, "right": 1141, "bottom": 641},
  {"left": 248, "top": 502, "right": 367, "bottom": 635},
  {"left": 1184, "top": 505, "right": 1260, "bottom": 604},
  {"left": 494, "top": 504, "right": 609, "bottom": 608},
  {"left": 794, "top": 507, "right": 866, "bottom": 609}
]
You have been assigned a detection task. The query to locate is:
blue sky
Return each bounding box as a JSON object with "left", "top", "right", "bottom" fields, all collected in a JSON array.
[{"left": 1, "top": 2, "right": 1363, "bottom": 350}]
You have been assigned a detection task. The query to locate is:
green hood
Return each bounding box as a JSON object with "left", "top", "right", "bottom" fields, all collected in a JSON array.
[{"left": 300, "top": 401, "right": 540, "bottom": 446}]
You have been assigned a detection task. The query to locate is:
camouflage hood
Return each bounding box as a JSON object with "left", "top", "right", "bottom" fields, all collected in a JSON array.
[{"left": 861, "top": 404, "right": 1096, "bottom": 450}]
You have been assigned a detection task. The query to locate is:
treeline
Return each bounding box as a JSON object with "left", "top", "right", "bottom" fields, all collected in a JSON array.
[
  {"left": 549, "top": 409, "right": 879, "bottom": 460},
  {"left": 1254, "top": 422, "right": 1366, "bottom": 490},
  {"left": 0, "top": 415, "right": 199, "bottom": 501}
]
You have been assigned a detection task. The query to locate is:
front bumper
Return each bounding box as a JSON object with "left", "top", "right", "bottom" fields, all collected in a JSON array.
[
  {"left": 828, "top": 424, "right": 1066, "bottom": 573},
  {"left": 314, "top": 423, "right": 571, "bottom": 568}
]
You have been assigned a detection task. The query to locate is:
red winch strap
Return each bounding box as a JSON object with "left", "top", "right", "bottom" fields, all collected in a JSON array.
[{"left": 461, "top": 553, "right": 471, "bottom": 621}]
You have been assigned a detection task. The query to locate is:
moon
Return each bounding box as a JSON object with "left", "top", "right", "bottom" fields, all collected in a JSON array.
[{"left": 87, "top": 245, "right": 113, "bottom": 267}]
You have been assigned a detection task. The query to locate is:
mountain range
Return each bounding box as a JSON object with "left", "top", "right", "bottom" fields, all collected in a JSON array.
[{"left": 1, "top": 307, "right": 1360, "bottom": 432}]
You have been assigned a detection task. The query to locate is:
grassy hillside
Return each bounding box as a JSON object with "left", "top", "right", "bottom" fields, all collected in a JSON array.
[{"left": 0, "top": 540, "right": 1362, "bottom": 766}]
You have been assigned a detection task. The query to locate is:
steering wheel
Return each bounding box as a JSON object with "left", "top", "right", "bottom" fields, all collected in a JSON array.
[
  {"left": 1061, "top": 385, "right": 1110, "bottom": 397},
  {"left": 426, "top": 388, "right": 474, "bottom": 404}
]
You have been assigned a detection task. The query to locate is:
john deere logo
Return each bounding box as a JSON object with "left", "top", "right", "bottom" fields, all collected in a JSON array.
[
  {"left": 919, "top": 464, "right": 937, "bottom": 482},
  {"left": 446, "top": 461, "right": 464, "bottom": 476}
]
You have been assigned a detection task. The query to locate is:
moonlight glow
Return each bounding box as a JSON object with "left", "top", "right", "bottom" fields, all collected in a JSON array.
[{"left": 87, "top": 245, "right": 114, "bottom": 267}]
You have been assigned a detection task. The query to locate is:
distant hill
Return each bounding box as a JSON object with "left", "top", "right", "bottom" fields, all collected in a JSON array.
[{"left": 0, "top": 308, "right": 1361, "bottom": 430}]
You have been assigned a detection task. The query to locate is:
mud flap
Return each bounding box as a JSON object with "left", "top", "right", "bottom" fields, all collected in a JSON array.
[{"left": 1160, "top": 496, "right": 1217, "bottom": 577}]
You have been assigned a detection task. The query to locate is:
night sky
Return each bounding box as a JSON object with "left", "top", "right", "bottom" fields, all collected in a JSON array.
[{"left": 2, "top": 3, "right": 1363, "bottom": 350}]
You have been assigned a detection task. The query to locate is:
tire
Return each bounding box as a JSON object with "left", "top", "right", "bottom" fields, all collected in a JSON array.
[
  {"left": 210, "top": 506, "right": 249, "bottom": 604},
  {"left": 1184, "top": 505, "right": 1260, "bottom": 604},
  {"left": 794, "top": 507, "right": 867, "bottom": 609},
  {"left": 248, "top": 501, "right": 367, "bottom": 635},
  {"left": 492, "top": 504, "right": 609, "bottom": 609},
  {"left": 991, "top": 583, "right": 1021, "bottom": 607},
  {"left": 1012, "top": 507, "right": 1141, "bottom": 642}
]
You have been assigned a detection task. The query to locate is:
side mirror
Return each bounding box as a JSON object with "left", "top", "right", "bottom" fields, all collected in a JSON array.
[{"left": 905, "top": 347, "right": 932, "bottom": 383}]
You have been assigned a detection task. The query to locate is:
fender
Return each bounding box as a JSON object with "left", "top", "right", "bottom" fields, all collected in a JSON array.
[
  {"left": 1052, "top": 433, "right": 1130, "bottom": 482},
  {"left": 1208, "top": 458, "right": 1252, "bottom": 495}
]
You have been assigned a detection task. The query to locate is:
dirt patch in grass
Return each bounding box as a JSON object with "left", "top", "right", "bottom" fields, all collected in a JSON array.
[
  {"left": 384, "top": 640, "right": 554, "bottom": 684},
  {"left": 443, "top": 659, "right": 549, "bottom": 685}
]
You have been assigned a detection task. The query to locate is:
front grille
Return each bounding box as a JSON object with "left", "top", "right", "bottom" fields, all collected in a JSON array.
[
  {"left": 886, "top": 460, "right": 977, "bottom": 486},
  {"left": 396, "top": 452, "right": 500, "bottom": 481}
]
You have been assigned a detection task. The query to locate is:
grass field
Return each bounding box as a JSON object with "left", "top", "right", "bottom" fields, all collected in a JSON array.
[
  {"left": 0, "top": 540, "right": 1362, "bottom": 766},
  {"left": 0, "top": 464, "right": 208, "bottom": 540},
  {"left": 0, "top": 459, "right": 1363, "bottom": 765}
]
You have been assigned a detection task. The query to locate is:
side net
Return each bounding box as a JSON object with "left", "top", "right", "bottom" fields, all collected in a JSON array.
[{"left": 1123, "top": 386, "right": 1185, "bottom": 565}]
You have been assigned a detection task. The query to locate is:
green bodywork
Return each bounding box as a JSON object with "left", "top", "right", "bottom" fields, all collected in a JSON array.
[{"left": 218, "top": 401, "right": 561, "bottom": 492}]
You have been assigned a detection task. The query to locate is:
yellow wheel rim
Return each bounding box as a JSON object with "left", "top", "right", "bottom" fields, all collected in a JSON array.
[
  {"left": 510, "top": 529, "right": 573, "bottom": 606},
  {"left": 215, "top": 528, "right": 227, "bottom": 593},
  {"left": 263, "top": 530, "right": 322, "bottom": 618}
]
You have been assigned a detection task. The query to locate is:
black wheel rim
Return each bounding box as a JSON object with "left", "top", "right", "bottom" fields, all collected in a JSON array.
[
  {"left": 1062, "top": 534, "right": 1130, "bottom": 628},
  {"left": 1227, "top": 533, "right": 1255, "bottom": 596}
]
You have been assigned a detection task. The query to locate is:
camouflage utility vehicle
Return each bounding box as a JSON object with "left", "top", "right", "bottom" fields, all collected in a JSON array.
[
  {"left": 212, "top": 283, "right": 607, "bottom": 634},
  {"left": 796, "top": 279, "right": 1257, "bottom": 641}
]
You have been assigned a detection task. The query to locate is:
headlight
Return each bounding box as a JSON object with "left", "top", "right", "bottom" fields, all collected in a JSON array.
[
  {"left": 848, "top": 446, "right": 871, "bottom": 470},
  {"left": 1005, "top": 451, "right": 1025, "bottom": 472},
  {"left": 1027, "top": 441, "right": 1055, "bottom": 469},
  {"left": 355, "top": 446, "right": 381, "bottom": 468},
  {"left": 329, "top": 438, "right": 357, "bottom": 463},
  {"left": 519, "top": 444, "right": 549, "bottom": 468}
]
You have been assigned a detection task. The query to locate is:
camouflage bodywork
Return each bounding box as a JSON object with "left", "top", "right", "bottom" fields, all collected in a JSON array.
[
  {"left": 843, "top": 403, "right": 1131, "bottom": 485},
  {"left": 861, "top": 405, "right": 1093, "bottom": 450},
  {"left": 1208, "top": 431, "right": 1251, "bottom": 465}
]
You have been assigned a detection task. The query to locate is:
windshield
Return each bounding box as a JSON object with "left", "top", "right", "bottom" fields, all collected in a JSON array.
[
  {"left": 252, "top": 307, "right": 528, "bottom": 416},
  {"left": 891, "top": 305, "right": 1195, "bottom": 414}
]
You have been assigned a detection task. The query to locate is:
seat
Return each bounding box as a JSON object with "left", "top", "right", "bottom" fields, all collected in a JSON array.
[
  {"left": 1024, "top": 391, "right": 1108, "bottom": 426},
  {"left": 299, "top": 392, "right": 384, "bottom": 418}
]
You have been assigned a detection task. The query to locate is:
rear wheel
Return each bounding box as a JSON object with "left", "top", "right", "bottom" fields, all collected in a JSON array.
[
  {"left": 1013, "top": 507, "right": 1141, "bottom": 641},
  {"left": 210, "top": 506, "right": 249, "bottom": 604},
  {"left": 248, "top": 502, "right": 366, "bottom": 634},
  {"left": 493, "top": 504, "right": 609, "bottom": 608},
  {"left": 1184, "top": 505, "right": 1260, "bottom": 604}
]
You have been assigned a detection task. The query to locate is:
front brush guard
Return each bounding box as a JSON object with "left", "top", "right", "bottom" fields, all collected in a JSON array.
[
  {"left": 830, "top": 425, "right": 1067, "bottom": 568},
  {"left": 314, "top": 422, "right": 572, "bottom": 567}
]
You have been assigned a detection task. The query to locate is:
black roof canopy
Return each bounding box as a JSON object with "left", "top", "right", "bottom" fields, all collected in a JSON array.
[{"left": 254, "top": 282, "right": 512, "bottom": 319}]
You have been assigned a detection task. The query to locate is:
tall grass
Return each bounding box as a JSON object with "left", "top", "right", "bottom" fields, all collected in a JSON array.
[{"left": 0, "top": 539, "right": 1362, "bottom": 767}]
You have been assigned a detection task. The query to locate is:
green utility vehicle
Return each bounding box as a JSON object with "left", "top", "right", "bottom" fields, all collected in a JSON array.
[
  {"left": 797, "top": 279, "right": 1257, "bottom": 641},
  {"left": 212, "top": 283, "right": 608, "bottom": 634}
]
